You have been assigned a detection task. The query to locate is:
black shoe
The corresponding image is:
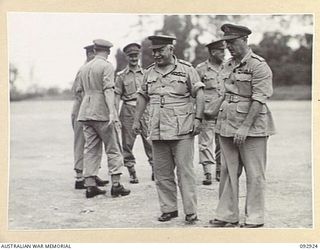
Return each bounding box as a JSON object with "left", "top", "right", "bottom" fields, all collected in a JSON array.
[
  {"left": 202, "top": 173, "right": 212, "bottom": 185},
  {"left": 158, "top": 211, "right": 178, "bottom": 222},
  {"left": 75, "top": 180, "right": 86, "bottom": 189},
  {"left": 95, "top": 176, "right": 109, "bottom": 186},
  {"left": 85, "top": 186, "right": 106, "bottom": 198},
  {"left": 240, "top": 223, "right": 264, "bottom": 228},
  {"left": 185, "top": 213, "right": 198, "bottom": 224},
  {"left": 216, "top": 170, "right": 220, "bottom": 182},
  {"left": 208, "top": 219, "right": 239, "bottom": 228},
  {"left": 111, "top": 184, "right": 131, "bottom": 197}
]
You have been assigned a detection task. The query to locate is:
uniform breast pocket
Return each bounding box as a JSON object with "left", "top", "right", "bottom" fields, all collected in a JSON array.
[
  {"left": 170, "top": 76, "right": 188, "bottom": 95},
  {"left": 123, "top": 79, "right": 137, "bottom": 95},
  {"left": 203, "top": 72, "right": 218, "bottom": 89},
  {"left": 234, "top": 73, "right": 252, "bottom": 96},
  {"left": 146, "top": 76, "right": 159, "bottom": 94}
]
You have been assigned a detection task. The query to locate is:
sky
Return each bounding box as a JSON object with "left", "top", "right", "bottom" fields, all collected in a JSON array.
[{"left": 7, "top": 13, "right": 313, "bottom": 92}]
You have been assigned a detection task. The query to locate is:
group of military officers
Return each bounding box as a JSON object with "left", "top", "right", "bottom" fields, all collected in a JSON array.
[{"left": 71, "top": 23, "right": 276, "bottom": 227}]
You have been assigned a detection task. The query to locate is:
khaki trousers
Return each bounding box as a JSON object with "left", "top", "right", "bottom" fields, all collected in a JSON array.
[
  {"left": 152, "top": 138, "right": 197, "bottom": 215},
  {"left": 120, "top": 103, "right": 153, "bottom": 168},
  {"left": 71, "top": 115, "right": 85, "bottom": 175},
  {"left": 216, "top": 135, "right": 267, "bottom": 224},
  {"left": 82, "top": 121, "right": 124, "bottom": 186},
  {"left": 198, "top": 119, "right": 221, "bottom": 174}
]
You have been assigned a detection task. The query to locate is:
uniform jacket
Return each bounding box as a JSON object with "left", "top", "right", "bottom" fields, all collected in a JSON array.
[
  {"left": 77, "top": 55, "right": 115, "bottom": 121},
  {"left": 138, "top": 56, "right": 205, "bottom": 140},
  {"left": 115, "top": 65, "right": 144, "bottom": 102},
  {"left": 215, "top": 49, "right": 276, "bottom": 137},
  {"left": 196, "top": 60, "right": 224, "bottom": 117}
]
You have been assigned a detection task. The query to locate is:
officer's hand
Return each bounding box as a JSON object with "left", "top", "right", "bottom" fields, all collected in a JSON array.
[
  {"left": 233, "top": 125, "right": 249, "bottom": 145},
  {"left": 192, "top": 119, "right": 202, "bottom": 136},
  {"left": 108, "top": 112, "right": 119, "bottom": 126},
  {"left": 132, "top": 120, "right": 141, "bottom": 135}
]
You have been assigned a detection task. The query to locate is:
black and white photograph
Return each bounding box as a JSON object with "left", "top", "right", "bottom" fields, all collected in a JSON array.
[{"left": 7, "top": 12, "right": 313, "bottom": 233}]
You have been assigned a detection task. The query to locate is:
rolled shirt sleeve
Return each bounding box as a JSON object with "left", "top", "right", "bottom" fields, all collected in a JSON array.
[
  {"left": 114, "top": 74, "right": 123, "bottom": 95},
  {"left": 251, "top": 62, "right": 273, "bottom": 104},
  {"left": 188, "top": 67, "right": 205, "bottom": 97}
]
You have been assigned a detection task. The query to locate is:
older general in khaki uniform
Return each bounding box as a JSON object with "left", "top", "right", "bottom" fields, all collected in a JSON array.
[
  {"left": 71, "top": 44, "right": 109, "bottom": 190},
  {"left": 196, "top": 40, "right": 225, "bottom": 185},
  {"left": 115, "top": 43, "right": 154, "bottom": 184},
  {"left": 133, "top": 35, "right": 205, "bottom": 223},
  {"left": 209, "top": 24, "right": 276, "bottom": 228},
  {"left": 77, "top": 39, "right": 130, "bottom": 199}
]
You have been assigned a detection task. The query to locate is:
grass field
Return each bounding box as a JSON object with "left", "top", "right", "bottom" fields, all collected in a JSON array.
[{"left": 9, "top": 100, "right": 312, "bottom": 229}]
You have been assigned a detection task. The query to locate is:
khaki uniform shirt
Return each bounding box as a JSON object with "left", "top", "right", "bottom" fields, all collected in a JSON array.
[
  {"left": 196, "top": 60, "right": 223, "bottom": 115},
  {"left": 215, "top": 49, "right": 276, "bottom": 137},
  {"left": 77, "top": 55, "right": 115, "bottom": 121},
  {"left": 115, "top": 66, "right": 144, "bottom": 105},
  {"left": 138, "top": 56, "right": 205, "bottom": 140}
]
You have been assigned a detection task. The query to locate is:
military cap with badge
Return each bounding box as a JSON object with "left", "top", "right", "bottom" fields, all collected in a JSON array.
[
  {"left": 221, "top": 23, "right": 252, "bottom": 40},
  {"left": 123, "top": 43, "right": 141, "bottom": 55},
  {"left": 148, "top": 35, "right": 176, "bottom": 49}
]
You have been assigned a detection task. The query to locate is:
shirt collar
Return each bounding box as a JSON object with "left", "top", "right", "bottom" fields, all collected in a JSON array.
[
  {"left": 206, "top": 60, "right": 222, "bottom": 72},
  {"left": 153, "top": 55, "right": 177, "bottom": 76},
  {"left": 125, "top": 65, "right": 143, "bottom": 74},
  {"left": 240, "top": 48, "right": 253, "bottom": 64},
  {"left": 94, "top": 55, "right": 107, "bottom": 61}
]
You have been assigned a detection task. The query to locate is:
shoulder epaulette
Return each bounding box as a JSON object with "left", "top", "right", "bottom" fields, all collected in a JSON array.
[
  {"left": 195, "top": 61, "right": 206, "bottom": 69},
  {"left": 178, "top": 59, "right": 192, "bottom": 67},
  {"left": 146, "top": 62, "right": 155, "bottom": 69},
  {"left": 116, "top": 68, "right": 126, "bottom": 76},
  {"left": 251, "top": 53, "right": 265, "bottom": 62}
]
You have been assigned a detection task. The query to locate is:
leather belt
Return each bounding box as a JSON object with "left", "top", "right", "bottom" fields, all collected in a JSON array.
[{"left": 225, "top": 93, "right": 251, "bottom": 103}]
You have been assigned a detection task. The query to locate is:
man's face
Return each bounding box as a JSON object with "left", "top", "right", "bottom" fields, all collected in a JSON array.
[
  {"left": 209, "top": 48, "right": 225, "bottom": 63},
  {"left": 226, "top": 37, "right": 246, "bottom": 58},
  {"left": 86, "top": 51, "right": 95, "bottom": 62},
  {"left": 127, "top": 53, "right": 140, "bottom": 67},
  {"left": 152, "top": 45, "right": 173, "bottom": 66}
]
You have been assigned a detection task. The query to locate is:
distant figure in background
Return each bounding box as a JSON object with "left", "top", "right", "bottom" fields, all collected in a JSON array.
[
  {"left": 115, "top": 43, "right": 154, "bottom": 184},
  {"left": 133, "top": 35, "right": 205, "bottom": 223},
  {"left": 195, "top": 39, "right": 225, "bottom": 185},
  {"left": 77, "top": 39, "right": 130, "bottom": 199},
  {"left": 209, "top": 24, "right": 276, "bottom": 228},
  {"left": 71, "top": 44, "right": 109, "bottom": 190}
]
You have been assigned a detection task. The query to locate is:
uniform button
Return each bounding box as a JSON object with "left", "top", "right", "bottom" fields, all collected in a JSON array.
[{"left": 162, "top": 86, "right": 165, "bottom": 88}]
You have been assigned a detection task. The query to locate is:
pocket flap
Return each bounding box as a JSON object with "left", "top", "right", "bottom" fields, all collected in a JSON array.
[
  {"left": 236, "top": 102, "right": 251, "bottom": 113},
  {"left": 147, "top": 75, "right": 158, "bottom": 83},
  {"left": 236, "top": 102, "right": 268, "bottom": 114},
  {"left": 235, "top": 73, "right": 252, "bottom": 82}
]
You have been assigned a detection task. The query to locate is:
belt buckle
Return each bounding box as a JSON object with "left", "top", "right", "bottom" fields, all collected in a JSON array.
[
  {"left": 160, "top": 96, "right": 165, "bottom": 107},
  {"left": 230, "top": 94, "right": 239, "bottom": 103}
]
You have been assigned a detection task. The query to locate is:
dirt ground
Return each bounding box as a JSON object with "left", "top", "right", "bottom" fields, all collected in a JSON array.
[{"left": 8, "top": 100, "right": 312, "bottom": 230}]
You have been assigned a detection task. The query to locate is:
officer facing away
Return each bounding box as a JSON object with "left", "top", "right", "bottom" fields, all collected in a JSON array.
[
  {"left": 115, "top": 43, "right": 154, "bottom": 184},
  {"left": 77, "top": 39, "right": 130, "bottom": 199},
  {"left": 209, "top": 24, "right": 276, "bottom": 228},
  {"left": 133, "top": 35, "right": 205, "bottom": 223},
  {"left": 195, "top": 39, "right": 225, "bottom": 185},
  {"left": 71, "top": 44, "right": 109, "bottom": 190}
]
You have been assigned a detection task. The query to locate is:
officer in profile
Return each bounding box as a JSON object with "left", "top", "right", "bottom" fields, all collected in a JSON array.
[
  {"left": 209, "top": 24, "right": 276, "bottom": 228},
  {"left": 115, "top": 43, "right": 154, "bottom": 184},
  {"left": 77, "top": 39, "right": 130, "bottom": 199},
  {"left": 195, "top": 39, "right": 225, "bottom": 185},
  {"left": 133, "top": 35, "right": 205, "bottom": 223},
  {"left": 71, "top": 44, "right": 109, "bottom": 190}
]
